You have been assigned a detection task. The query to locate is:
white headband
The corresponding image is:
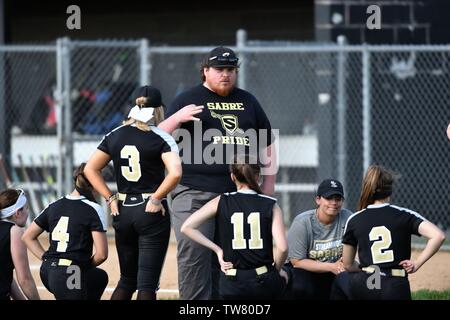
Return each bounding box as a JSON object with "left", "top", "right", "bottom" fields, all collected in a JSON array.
[
  {"left": 0, "top": 191, "right": 27, "bottom": 219},
  {"left": 128, "top": 105, "right": 154, "bottom": 123}
]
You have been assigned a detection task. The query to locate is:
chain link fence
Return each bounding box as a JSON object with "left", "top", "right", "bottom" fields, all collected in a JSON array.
[
  {"left": 0, "top": 39, "right": 448, "bottom": 236},
  {"left": 0, "top": 45, "right": 57, "bottom": 219},
  {"left": 367, "top": 48, "right": 450, "bottom": 232}
]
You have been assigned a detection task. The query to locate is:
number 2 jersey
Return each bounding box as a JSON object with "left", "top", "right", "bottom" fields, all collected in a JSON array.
[
  {"left": 216, "top": 189, "right": 277, "bottom": 269},
  {"left": 34, "top": 195, "right": 107, "bottom": 266},
  {"left": 342, "top": 203, "right": 425, "bottom": 269},
  {"left": 98, "top": 124, "right": 178, "bottom": 194}
]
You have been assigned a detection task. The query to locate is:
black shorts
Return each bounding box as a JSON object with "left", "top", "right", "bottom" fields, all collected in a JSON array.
[
  {"left": 40, "top": 259, "right": 108, "bottom": 300},
  {"left": 112, "top": 197, "right": 170, "bottom": 292}
]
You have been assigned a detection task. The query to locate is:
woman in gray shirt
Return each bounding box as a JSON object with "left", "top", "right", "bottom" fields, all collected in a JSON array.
[{"left": 285, "top": 179, "right": 352, "bottom": 299}]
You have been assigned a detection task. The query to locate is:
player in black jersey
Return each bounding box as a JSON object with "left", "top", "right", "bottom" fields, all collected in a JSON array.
[
  {"left": 84, "top": 85, "right": 181, "bottom": 300},
  {"left": 22, "top": 163, "right": 108, "bottom": 300},
  {"left": 181, "top": 155, "right": 288, "bottom": 300},
  {"left": 342, "top": 165, "right": 445, "bottom": 300},
  {"left": 0, "top": 189, "right": 40, "bottom": 300}
]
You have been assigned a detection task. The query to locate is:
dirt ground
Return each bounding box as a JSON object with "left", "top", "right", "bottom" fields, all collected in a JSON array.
[{"left": 29, "top": 235, "right": 450, "bottom": 300}]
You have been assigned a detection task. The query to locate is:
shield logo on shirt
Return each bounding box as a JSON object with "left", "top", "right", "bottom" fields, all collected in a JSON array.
[
  {"left": 221, "top": 115, "right": 241, "bottom": 134},
  {"left": 210, "top": 111, "right": 244, "bottom": 135}
]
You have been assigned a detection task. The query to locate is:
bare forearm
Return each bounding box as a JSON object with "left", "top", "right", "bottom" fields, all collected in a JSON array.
[
  {"left": 344, "top": 260, "right": 361, "bottom": 272},
  {"left": 261, "top": 174, "right": 276, "bottom": 196},
  {"left": 260, "top": 142, "right": 277, "bottom": 196},
  {"left": 291, "top": 258, "right": 333, "bottom": 273},
  {"left": 10, "top": 279, "right": 26, "bottom": 300},
  {"left": 273, "top": 248, "right": 287, "bottom": 271},
  {"left": 152, "top": 173, "right": 181, "bottom": 200},
  {"left": 24, "top": 239, "right": 45, "bottom": 261},
  {"left": 414, "top": 222, "right": 446, "bottom": 271},
  {"left": 415, "top": 237, "right": 445, "bottom": 270},
  {"left": 91, "top": 254, "right": 107, "bottom": 267},
  {"left": 182, "top": 228, "right": 221, "bottom": 255},
  {"left": 158, "top": 116, "right": 181, "bottom": 134},
  {"left": 17, "top": 278, "right": 40, "bottom": 300}
]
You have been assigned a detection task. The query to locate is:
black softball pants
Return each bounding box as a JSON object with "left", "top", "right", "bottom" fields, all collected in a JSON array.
[
  {"left": 283, "top": 264, "right": 338, "bottom": 299},
  {"left": 40, "top": 259, "right": 108, "bottom": 300},
  {"left": 112, "top": 199, "right": 170, "bottom": 293},
  {"left": 219, "top": 266, "right": 286, "bottom": 300},
  {"left": 347, "top": 271, "right": 411, "bottom": 300}
]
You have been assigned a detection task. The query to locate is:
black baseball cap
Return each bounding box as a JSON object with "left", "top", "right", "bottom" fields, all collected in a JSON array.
[
  {"left": 206, "top": 46, "right": 239, "bottom": 68},
  {"left": 130, "top": 85, "right": 164, "bottom": 107},
  {"left": 316, "top": 179, "right": 344, "bottom": 198}
]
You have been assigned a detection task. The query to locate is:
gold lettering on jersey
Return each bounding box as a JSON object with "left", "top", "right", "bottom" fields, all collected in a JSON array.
[
  {"left": 210, "top": 111, "right": 244, "bottom": 135},
  {"left": 207, "top": 102, "right": 244, "bottom": 110},
  {"left": 212, "top": 136, "right": 250, "bottom": 146}
]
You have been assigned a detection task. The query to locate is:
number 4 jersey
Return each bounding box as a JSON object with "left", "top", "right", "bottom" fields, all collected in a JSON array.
[
  {"left": 342, "top": 203, "right": 425, "bottom": 269},
  {"left": 34, "top": 195, "right": 107, "bottom": 266},
  {"left": 216, "top": 189, "right": 277, "bottom": 269}
]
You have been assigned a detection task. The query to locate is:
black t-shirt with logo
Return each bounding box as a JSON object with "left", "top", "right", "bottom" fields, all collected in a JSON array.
[
  {"left": 342, "top": 203, "right": 424, "bottom": 269},
  {"left": 34, "top": 195, "right": 107, "bottom": 266},
  {"left": 98, "top": 125, "right": 178, "bottom": 194},
  {"left": 216, "top": 190, "right": 276, "bottom": 269},
  {"left": 166, "top": 85, "right": 273, "bottom": 193}
]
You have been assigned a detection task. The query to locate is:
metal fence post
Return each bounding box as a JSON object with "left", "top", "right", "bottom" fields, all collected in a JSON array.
[
  {"left": 362, "top": 45, "right": 371, "bottom": 174},
  {"left": 139, "top": 38, "right": 149, "bottom": 85},
  {"left": 56, "top": 38, "right": 64, "bottom": 196},
  {"left": 0, "top": 47, "right": 5, "bottom": 163},
  {"left": 336, "top": 36, "right": 347, "bottom": 189},
  {"left": 236, "top": 29, "right": 247, "bottom": 90},
  {"left": 62, "top": 37, "right": 73, "bottom": 195},
  {"left": 0, "top": 0, "right": 5, "bottom": 165}
]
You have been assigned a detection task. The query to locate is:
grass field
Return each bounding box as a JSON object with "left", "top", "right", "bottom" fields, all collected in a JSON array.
[{"left": 412, "top": 290, "right": 450, "bottom": 300}]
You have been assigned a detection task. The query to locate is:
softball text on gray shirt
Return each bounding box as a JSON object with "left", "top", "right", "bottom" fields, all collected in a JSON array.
[{"left": 287, "top": 209, "right": 352, "bottom": 263}]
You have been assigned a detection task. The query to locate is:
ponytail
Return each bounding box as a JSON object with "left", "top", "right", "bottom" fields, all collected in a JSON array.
[
  {"left": 123, "top": 96, "right": 165, "bottom": 130},
  {"left": 73, "top": 163, "right": 96, "bottom": 202},
  {"left": 358, "top": 165, "right": 397, "bottom": 210},
  {"left": 230, "top": 154, "right": 263, "bottom": 194}
]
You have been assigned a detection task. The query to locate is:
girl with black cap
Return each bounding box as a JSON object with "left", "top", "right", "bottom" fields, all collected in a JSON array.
[
  {"left": 284, "top": 178, "right": 353, "bottom": 299},
  {"left": 0, "top": 188, "right": 40, "bottom": 300},
  {"left": 84, "top": 85, "right": 182, "bottom": 300},
  {"left": 22, "top": 163, "right": 108, "bottom": 300}
]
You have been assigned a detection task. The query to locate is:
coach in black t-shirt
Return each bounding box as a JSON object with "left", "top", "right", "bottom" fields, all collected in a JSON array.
[{"left": 159, "top": 46, "right": 277, "bottom": 300}]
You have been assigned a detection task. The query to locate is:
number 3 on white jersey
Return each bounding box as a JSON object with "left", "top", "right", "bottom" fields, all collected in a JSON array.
[
  {"left": 52, "top": 216, "right": 70, "bottom": 252},
  {"left": 121, "top": 145, "right": 142, "bottom": 182},
  {"left": 369, "top": 226, "right": 394, "bottom": 264}
]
